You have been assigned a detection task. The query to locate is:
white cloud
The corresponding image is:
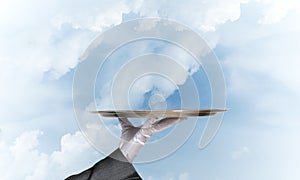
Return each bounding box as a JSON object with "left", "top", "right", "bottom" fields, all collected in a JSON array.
[
  {"left": 0, "top": 130, "right": 101, "bottom": 180},
  {"left": 134, "top": 0, "right": 249, "bottom": 32},
  {"left": 0, "top": 0, "right": 139, "bottom": 79},
  {"left": 110, "top": 54, "right": 190, "bottom": 109},
  {"left": 0, "top": 2, "right": 148, "bottom": 124},
  {"left": 257, "top": 0, "right": 300, "bottom": 24},
  {"left": 91, "top": 38, "right": 201, "bottom": 111}
]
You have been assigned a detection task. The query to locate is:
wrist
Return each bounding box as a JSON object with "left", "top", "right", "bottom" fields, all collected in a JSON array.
[{"left": 119, "top": 140, "right": 144, "bottom": 163}]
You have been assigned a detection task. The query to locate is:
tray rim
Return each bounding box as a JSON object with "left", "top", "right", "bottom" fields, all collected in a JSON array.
[{"left": 90, "top": 109, "right": 227, "bottom": 118}]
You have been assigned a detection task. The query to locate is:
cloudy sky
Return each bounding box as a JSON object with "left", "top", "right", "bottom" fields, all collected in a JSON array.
[{"left": 1, "top": 0, "right": 300, "bottom": 179}]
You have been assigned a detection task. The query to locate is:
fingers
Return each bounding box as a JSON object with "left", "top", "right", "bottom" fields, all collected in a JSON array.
[
  {"left": 142, "top": 118, "right": 157, "bottom": 128},
  {"left": 118, "top": 117, "right": 135, "bottom": 135},
  {"left": 152, "top": 117, "right": 187, "bottom": 132},
  {"left": 118, "top": 117, "right": 141, "bottom": 142},
  {"left": 158, "top": 117, "right": 187, "bottom": 126},
  {"left": 118, "top": 117, "right": 133, "bottom": 127}
]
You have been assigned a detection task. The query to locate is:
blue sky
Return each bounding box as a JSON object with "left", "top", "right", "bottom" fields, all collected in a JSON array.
[{"left": 1, "top": 0, "right": 300, "bottom": 179}]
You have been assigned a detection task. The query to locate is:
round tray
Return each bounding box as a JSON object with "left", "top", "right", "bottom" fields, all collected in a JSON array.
[{"left": 91, "top": 109, "right": 227, "bottom": 118}]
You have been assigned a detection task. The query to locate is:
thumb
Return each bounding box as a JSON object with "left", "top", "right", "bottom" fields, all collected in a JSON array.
[{"left": 152, "top": 117, "right": 187, "bottom": 132}]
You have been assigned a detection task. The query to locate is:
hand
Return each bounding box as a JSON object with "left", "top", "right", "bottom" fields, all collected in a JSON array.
[{"left": 118, "top": 116, "right": 187, "bottom": 162}]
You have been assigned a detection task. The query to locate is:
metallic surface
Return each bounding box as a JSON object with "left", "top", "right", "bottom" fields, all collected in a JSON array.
[{"left": 91, "top": 109, "right": 227, "bottom": 118}]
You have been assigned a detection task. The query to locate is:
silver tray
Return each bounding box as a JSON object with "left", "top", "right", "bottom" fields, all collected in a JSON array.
[{"left": 91, "top": 109, "right": 227, "bottom": 118}]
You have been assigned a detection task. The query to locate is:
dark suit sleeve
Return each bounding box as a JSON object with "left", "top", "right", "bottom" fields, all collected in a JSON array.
[{"left": 65, "top": 148, "right": 142, "bottom": 180}]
